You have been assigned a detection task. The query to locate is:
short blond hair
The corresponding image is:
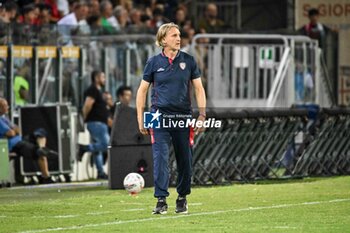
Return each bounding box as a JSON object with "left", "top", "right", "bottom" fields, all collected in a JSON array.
[{"left": 155, "top": 23, "right": 180, "bottom": 47}]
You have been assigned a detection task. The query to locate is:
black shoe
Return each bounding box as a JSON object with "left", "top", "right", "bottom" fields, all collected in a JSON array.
[
  {"left": 175, "top": 196, "right": 188, "bottom": 214},
  {"left": 77, "top": 145, "right": 89, "bottom": 162},
  {"left": 97, "top": 173, "right": 108, "bottom": 180},
  {"left": 152, "top": 198, "right": 168, "bottom": 215},
  {"left": 40, "top": 176, "right": 55, "bottom": 184}
]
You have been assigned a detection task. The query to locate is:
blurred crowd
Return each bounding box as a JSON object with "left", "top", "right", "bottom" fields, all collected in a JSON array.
[{"left": 0, "top": 0, "right": 229, "bottom": 44}]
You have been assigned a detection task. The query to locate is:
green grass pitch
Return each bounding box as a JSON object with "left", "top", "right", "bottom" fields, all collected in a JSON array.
[{"left": 0, "top": 176, "right": 350, "bottom": 233}]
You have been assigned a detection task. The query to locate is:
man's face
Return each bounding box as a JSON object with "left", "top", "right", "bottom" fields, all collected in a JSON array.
[
  {"left": 206, "top": 4, "right": 217, "bottom": 19},
  {"left": 309, "top": 14, "right": 319, "bottom": 24},
  {"left": 89, "top": 0, "right": 100, "bottom": 16},
  {"left": 119, "top": 90, "right": 132, "bottom": 106},
  {"left": 104, "top": 2, "right": 113, "bottom": 18},
  {"left": 131, "top": 10, "right": 141, "bottom": 23},
  {"left": 0, "top": 10, "right": 10, "bottom": 23},
  {"left": 10, "top": 9, "right": 16, "bottom": 20},
  {"left": 97, "top": 72, "right": 106, "bottom": 86},
  {"left": 163, "top": 27, "right": 181, "bottom": 51},
  {"left": 40, "top": 9, "right": 50, "bottom": 24},
  {"left": 0, "top": 100, "right": 9, "bottom": 115},
  {"left": 76, "top": 5, "right": 89, "bottom": 21},
  {"left": 25, "top": 10, "right": 36, "bottom": 23},
  {"left": 176, "top": 9, "right": 185, "bottom": 22}
]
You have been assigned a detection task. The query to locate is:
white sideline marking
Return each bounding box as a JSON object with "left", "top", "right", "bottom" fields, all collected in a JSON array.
[
  {"left": 121, "top": 208, "right": 145, "bottom": 212},
  {"left": 189, "top": 203, "right": 203, "bottom": 206},
  {"left": 86, "top": 211, "right": 112, "bottom": 216},
  {"left": 119, "top": 202, "right": 145, "bottom": 205},
  {"left": 273, "top": 226, "right": 298, "bottom": 229},
  {"left": 53, "top": 215, "right": 78, "bottom": 219},
  {"left": 31, "top": 212, "right": 112, "bottom": 219},
  {"left": 19, "top": 198, "right": 350, "bottom": 233}
]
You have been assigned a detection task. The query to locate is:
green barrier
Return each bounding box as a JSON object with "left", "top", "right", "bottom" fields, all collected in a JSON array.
[{"left": 0, "top": 139, "right": 10, "bottom": 187}]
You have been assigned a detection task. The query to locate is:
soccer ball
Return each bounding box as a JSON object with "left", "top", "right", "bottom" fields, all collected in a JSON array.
[{"left": 123, "top": 173, "right": 145, "bottom": 194}]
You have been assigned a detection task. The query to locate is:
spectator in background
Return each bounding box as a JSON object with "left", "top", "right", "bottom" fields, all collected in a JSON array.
[
  {"left": 113, "top": 5, "right": 128, "bottom": 30},
  {"left": 14, "top": 65, "right": 30, "bottom": 106},
  {"left": 174, "top": 7, "right": 190, "bottom": 28},
  {"left": 88, "top": 0, "right": 100, "bottom": 17},
  {"left": 33, "top": 4, "right": 41, "bottom": 24},
  {"left": 86, "top": 0, "right": 101, "bottom": 34},
  {"left": 0, "top": 98, "right": 54, "bottom": 184},
  {"left": 68, "top": 0, "right": 76, "bottom": 13},
  {"left": 58, "top": 0, "right": 88, "bottom": 26},
  {"left": 0, "top": 3, "right": 12, "bottom": 44},
  {"left": 150, "top": 7, "right": 169, "bottom": 29},
  {"left": 157, "top": 0, "right": 178, "bottom": 22},
  {"left": 20, "top": 4, "right": 37, "bottom": 24},
  {"left": 116, "top": 85, "right": 132, "bottom": 107},
  {"left": 58, "top": 0, "right": 89, "bottom": 43},
  {"left": 13, "top": 4, "right": 38, "bottom": 44},
  {"left": 37, "top": 4, "right": 56, "bottom": 44},
  {"left": 140, "top": 13, "right": 152, "bottom": 29},
  {"left": 4, "top": 1, "right": 18, "bottom": 22},
  {"left": 0, "top": 3, "right": 10, "bottom": 23},
  {"left": 100, "top": 0, "right": 116, "bottom": 33},
  {"left": 87, "top": 14, "right": 102, "bottom": 35},
  {"left": 105, "top": 85, "right": 132, "bottom": 134},
  {"left": 103, "top": 86, "right": 133, "bottom": 129},
  {"left": 37, "top": 3, "right": 52, "bottom": 25},
  {"left": 298, "top": 8, "right": 333, "bottom": 49},
  {"left": 79, "top": 70, "right": 109, "bottom": 180},
  {"left": 198, "top": 3, "right": 225, "bottom": 33},
  {"left": 129, "top": 8, "right": 143, "bottom": 28},
  {"left": 44, "top": 0, "right": 61, "bottom": 23}
]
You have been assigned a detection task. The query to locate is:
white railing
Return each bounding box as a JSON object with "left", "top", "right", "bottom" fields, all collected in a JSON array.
[
  {"left": 190, "top": 34, "right": 335, "bottom": 108},
  {"left": 266, "top": 47, "right": 291, "bottom": 107}
]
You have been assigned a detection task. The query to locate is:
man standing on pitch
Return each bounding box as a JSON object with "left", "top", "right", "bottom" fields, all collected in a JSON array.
[
  {"left": 136, "top": 23, "right": 206, "bottom": 214},
  {"left": 79, "top": 70, "right": 109, "bottom": 179}
]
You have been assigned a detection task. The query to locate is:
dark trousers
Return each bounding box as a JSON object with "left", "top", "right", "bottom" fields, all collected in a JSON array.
[{"left": 150, "top": 127, "right": 194, "bottom": 198}]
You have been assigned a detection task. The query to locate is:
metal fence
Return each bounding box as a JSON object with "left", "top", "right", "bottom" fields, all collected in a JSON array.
[
  {"left": 0, "top": 34, "right": 158, "bottom": 121},
  {"left": 293, "top": 108, "right": 350, "bottom": 177},
  {"left": 190, "top": 34, "right": 335, "bottom": 108},
  {"left": 169, "top": 108, "right": 350, "bottom": 185}
]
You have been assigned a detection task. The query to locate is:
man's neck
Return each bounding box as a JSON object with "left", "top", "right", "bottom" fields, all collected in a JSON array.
[
  {"left": 95, "top": 83, "right": 101, "bottom": 90},
  {"left": 163, "top": 48, "right": 178, "bottom": 60}
]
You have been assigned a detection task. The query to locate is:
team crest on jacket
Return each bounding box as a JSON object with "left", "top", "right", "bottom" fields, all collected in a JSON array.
[{"left": 179, "top": 62, "right": 186, "bottom": 70}]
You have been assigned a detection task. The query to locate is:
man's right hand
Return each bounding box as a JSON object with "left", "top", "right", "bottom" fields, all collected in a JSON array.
[{"left": 138, "top": 123, "right": 149, "bottom": 135}]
